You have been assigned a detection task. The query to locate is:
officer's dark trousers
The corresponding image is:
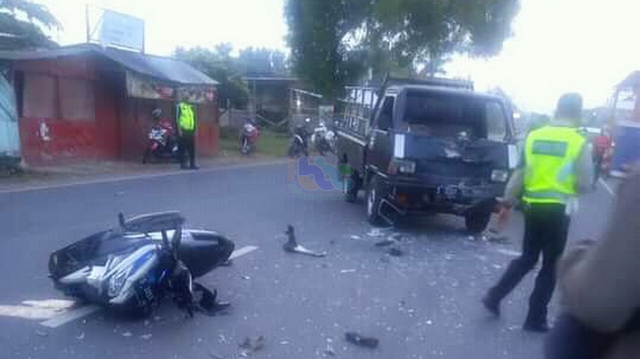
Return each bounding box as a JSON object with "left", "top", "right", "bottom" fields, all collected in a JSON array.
[
  {"left": 487, "top": 203, "right": 570, "bottom": 324},
  {"left": 179, "top": 133, "right": 196, "bottom": 168}
]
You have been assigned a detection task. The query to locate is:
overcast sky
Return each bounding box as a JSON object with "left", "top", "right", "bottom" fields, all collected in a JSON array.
[{"left": 35, "top": 0, "right": 640, "bottom": 113}]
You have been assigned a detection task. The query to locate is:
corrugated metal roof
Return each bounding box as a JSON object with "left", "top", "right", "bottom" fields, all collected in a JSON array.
[{"left": 0, "top": 44, "right": 218, "bottom": 86}]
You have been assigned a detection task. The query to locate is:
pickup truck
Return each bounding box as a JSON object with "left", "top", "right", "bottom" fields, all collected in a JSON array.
[{"left": 335, "top": 77, "right": 517, "bottom": 232}]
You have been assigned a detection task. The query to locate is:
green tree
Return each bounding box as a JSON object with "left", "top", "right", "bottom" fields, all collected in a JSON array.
[
  {"left": 285, "top": 0, "right": 520, "bottom": 98},
  {"left": 0, "top": 0, "right": 60, "bottom": 50},
  {"left": 174, "top": 45, "right": 250, "bottom": 109}
]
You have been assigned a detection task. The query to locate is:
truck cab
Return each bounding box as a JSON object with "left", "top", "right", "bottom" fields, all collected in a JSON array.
[{"left": 336, "top": 77, "right": 517, "bottom": 232}]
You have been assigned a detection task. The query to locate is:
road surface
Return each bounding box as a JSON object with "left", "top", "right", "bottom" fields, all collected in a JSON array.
[{"left": 0, "top": 162, "right": 616, "bottom": 359}]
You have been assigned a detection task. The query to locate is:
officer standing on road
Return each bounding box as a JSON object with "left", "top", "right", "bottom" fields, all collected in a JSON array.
[
  {"left": 176, "top": 100, "right": 198, "bottom": 170},
  {"left": 482, "top": 93, "right": 593, "bottom": 332}
]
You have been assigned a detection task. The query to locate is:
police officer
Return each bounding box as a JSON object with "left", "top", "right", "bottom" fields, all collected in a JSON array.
[
  {"left": 176, "top": 100, "right": 198, "bottom": 170},
  {"left": 482, "top": 93, "right": 594, "bottom": 332}
]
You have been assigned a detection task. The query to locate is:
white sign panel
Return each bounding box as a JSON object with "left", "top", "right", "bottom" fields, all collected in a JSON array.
[{"left": 99, "top": 10, "right": 144, "bottom": 51}]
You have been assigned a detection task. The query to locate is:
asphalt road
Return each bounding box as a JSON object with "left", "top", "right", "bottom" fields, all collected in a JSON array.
[{"left": 0, "top": 162, "right": 617, "bottom": 359}]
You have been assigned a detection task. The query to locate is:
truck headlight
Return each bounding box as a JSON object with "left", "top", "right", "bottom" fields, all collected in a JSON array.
[
  {"left": 387, "top": 159, "right": 416, "bottom": 175},
  {"left": 491, "top": 169, "right": 509, "bottom": 183}
]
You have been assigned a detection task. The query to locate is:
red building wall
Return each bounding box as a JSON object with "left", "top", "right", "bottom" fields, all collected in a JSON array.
[{"left": 14, "top": 54, "right": 219, "bottom": 165}]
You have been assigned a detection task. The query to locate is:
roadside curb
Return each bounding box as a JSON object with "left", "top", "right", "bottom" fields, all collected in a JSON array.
[{"left": 0, "top": 159, "right": 286, "bottom": 194}]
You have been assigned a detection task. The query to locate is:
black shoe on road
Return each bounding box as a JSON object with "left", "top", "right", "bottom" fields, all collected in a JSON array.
[
  {"left": 523, "top": 321, "right": 549, "bottom": 333},
  {"left": 482, "top": 294, "right": 500, "bottom": 317}
]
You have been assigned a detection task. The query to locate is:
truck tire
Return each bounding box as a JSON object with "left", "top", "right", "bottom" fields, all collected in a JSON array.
[
  {"left": 366, "top": 176, "right": 384, "bottom": 225},
  {"left": 465, "top": 211, "right": 492, "bottom": 234}
]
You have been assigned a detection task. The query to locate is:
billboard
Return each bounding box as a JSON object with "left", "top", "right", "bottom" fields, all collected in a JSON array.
[{"left": 90, "top": 8, "right": 144, "bottom": 52}]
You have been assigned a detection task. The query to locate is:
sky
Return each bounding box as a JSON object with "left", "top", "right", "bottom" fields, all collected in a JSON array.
[{"left": 34, "top": 0, "right": 640, "bottom": 113}]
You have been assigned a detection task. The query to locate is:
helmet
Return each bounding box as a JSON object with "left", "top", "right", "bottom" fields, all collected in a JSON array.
[{"left": 152, "top": 108, "right": 162, "bottom": 119}]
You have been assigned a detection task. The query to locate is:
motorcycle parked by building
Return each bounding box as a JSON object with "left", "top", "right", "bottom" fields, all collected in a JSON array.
[
  {"left": 288, "top": 119, "right": 311, "bottom": 158},
  {"left": 142, "top": 109, "right": 178, "bottom": 164},
  {"left": 311, "top": 121, "right": 336, "bottom": 156},
  {"left": 239, "top": 119, "right": 261, "bottom": 155}
]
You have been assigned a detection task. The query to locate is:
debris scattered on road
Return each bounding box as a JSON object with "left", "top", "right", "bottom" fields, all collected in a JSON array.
[
  {"left": 387, "top": 247, "right": 404, "bottom": 257},
  {"left": 350, "top": 235, "right": 361, "bottom": 240},
  {"left": 242, "top": 275, "right": 251, "bottom": 280},
  {"left": 283, "top": 225, "right": 327, "bottom": 257},
  {"left": 122, "top": 331, "right": 133, "bottom": 337},
  {"left": 35, "top": 330, "right": 48, "bottom": 337},
  {"left": 239, "top": 335, "right": 266, "bottom": 356},
  {"left": 323, "top": 345, "right": 336, "bottom": 357},
  {"left": 209, "top": 352, "right": 224, "bottom": 359},
  {"left": 366, "top": 229, "right": 384, "bottom": 237},
  {"left": 218, "top": 334, "right": 229, "bottom": 344},
  {"left": 375, "top": 238, "right": 396, "bottom": 247},
  {"left": 344, "top": 332, "right": 379, "bottom": 349},
  {"left": 487, "top": 235, "right": 511, "bottom": 244},
  {"left": 426, "top": 320, "right": 433, "bottom": 325},
  {"left": 340, "top": 269, "right": 356, "bottom": 274},
  {"left": 141, "top": 334, "right": 152, "bottom": 340},
  {"left": 76, "top": 332, "right": 85, "bottom": 340},
  {"left": 280, "top": 340, "right": 289, "bottom": 345}
]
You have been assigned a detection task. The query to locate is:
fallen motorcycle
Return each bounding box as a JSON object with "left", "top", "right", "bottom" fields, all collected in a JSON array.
[{"left": 48, "top": 212, "right": 234, "bottom": 318}]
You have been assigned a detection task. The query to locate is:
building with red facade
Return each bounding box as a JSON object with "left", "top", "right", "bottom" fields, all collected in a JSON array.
[{"left": 0, "top": 44, "right": 219, "bottom": 165}]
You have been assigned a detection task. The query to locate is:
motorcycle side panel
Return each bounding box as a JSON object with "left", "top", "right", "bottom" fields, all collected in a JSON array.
[{"left": 178, "top": 230, "right": 234, "bottom": 278}]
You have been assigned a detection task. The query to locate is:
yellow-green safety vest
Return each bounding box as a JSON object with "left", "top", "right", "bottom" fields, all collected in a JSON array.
[
  {"left": 523, "top": 125, "right": 586, "bottom": 204},
  {"left": 178, "top": 102, "right": 196, "bottom": 132}
]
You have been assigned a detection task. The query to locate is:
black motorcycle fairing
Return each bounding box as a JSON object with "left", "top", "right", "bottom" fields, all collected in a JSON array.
[{"left": 179, "top": 230, "right": 235, "bottom": 278}]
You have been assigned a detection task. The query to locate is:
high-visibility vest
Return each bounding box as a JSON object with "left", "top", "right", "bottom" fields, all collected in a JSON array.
[
  {"left": 178, "top": 102, "right": 195, "bottom": 132},
  {"left": 523, "top": 125, "right": 586, "bottom": 204}
]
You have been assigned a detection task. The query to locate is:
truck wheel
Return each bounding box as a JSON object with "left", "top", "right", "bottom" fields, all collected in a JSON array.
[
  {"left": 465, "top": 211, "right": 492, "bottom": 234},
  {"left": 366, "top": 176, "right": 384, "bottom": 225}
]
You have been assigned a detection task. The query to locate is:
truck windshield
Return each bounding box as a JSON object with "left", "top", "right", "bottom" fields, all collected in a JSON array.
[{"left": 403, "top": 91, "right": 507, "bottom": 141}]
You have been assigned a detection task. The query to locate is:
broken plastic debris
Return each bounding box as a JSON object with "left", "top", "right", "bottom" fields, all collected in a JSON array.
[
  {"left": 242, "top": 275, "right": 251, "bottom": 280},
  {"left": 76, "top": 332, "right": 85, "bottom": 340},
  {"left": 239, "top": 335, "right": 266, "bottom": 356},
  {"left": 35, "top": 330, "right": 48, "bottom": 337},
  {"left": 209, "top": 352, "right": 224, "bottom": 359},
  {"left": 122, "top": 331, "right": 133, "bottom": 337},
  {"left": 283, "top": 225, "right": 327, "bottom": 257},
  {"left": 340, "top": 269, "right": 356, "bottom": 274},
  {"left": 350, "top": 235, "right": 361, "bottom": 240},
  {"left": 344, "top": 332, "right": 379, "bottom": 349},
  {"left": 141, "top": 334, "right": 152, "bottom": 340},
  {"left": 387, "top": 247, "right": 404, "bottom": 257}
]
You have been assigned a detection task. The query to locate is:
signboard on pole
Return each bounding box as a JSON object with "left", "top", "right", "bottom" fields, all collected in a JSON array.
[{"left": 88, "top": 7, "right": 145, "bottom": 52}]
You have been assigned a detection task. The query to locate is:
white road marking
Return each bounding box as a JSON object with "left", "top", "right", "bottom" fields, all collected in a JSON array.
[
  {"left": 40, "top": 305, "right": 100, "bottom": 328},
  {"left": 229, "top": 245, "right": 259, "bottom": 260},
  {"left": 0, "top": 245, "right": 259, "bottom": 328},
  {"left": 0, "top": 299, "right": 76, "bottom": 320},
  {"left": 0, "top": 160, "right": 285, "bottom": 195},
  {"left": 494, "top": 248, "right": 521, "bottom": 257},
  {"left": 599, "top": 178, "right": 615, "bottom": 197}
]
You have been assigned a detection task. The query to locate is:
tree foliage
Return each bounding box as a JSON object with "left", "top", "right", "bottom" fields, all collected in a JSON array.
[
  {"left": 285, "top": 0, "right": 520, "bottom": 97},
  {"left": 0, "top": 0, "right": 60, "bottom": 50},
  {"left": 175, "top": 44, "right": 288, "bottom": 109}
]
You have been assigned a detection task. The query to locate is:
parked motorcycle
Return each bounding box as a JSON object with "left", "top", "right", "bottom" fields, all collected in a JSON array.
[
  {"left": 311, "top": 121, "right": 336, "bottom": 156},
  {"left": 142, "top": 125, "right": 178, "bottom": 164},
  {"left": 48, "top": 212, "right": 234, "bottom": 318},
  {"left": 288, "top": 119, "right": 311, "bottom": 158},
  {"left": 239, "top": 121, "right": 260, "bottom": 155}
]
